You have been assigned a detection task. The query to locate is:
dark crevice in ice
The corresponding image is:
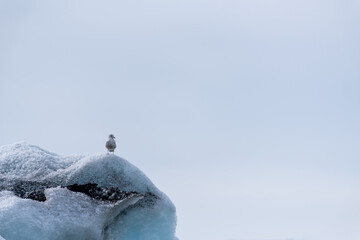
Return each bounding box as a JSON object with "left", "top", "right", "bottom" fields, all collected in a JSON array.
[
  {"left": 65, "top": 183, "right": 142, "bottom": 202},
  {"left": 2, "top": 180, "right": 56, "bottom": 202},
  {"left": 0, "top": 180, "right": 144, "bottom": 202}
]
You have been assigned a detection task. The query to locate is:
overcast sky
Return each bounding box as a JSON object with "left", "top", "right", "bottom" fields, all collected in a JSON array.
[{"left": 1, "top": 1, "right": 360, "bottom": 240}]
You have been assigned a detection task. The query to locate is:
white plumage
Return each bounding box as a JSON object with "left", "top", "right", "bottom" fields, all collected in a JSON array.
[{"left": 106, "top": 134, "right": 116, "bottom": 153}]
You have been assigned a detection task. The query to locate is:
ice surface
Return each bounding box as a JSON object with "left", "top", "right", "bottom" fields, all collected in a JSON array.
[{"left": 0, "top": 142, "right": 177, "bottom": 240}]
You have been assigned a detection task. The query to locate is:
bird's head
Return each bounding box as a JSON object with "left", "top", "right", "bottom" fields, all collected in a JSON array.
[{"left": 109, "top": 134, "right": 115, "bottom": 139}]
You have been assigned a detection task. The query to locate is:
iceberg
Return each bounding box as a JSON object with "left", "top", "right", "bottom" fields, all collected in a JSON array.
[{"left": 0, "top": 142, "right": 177, "bottom": 240}]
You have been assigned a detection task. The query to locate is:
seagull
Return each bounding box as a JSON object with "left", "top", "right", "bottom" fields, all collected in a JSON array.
[{"left": 106, "top": 134, "right": 116, "bottom": 153}]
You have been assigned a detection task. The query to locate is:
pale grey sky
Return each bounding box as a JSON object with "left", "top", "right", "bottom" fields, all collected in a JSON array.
[{"left": 1, "top": 1, "right": 360, "bottom": 240}]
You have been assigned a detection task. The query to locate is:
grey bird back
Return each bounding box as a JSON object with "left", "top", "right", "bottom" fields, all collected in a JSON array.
[{"left": 106, "top": 135, "right": 116, "bottom": 152}]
